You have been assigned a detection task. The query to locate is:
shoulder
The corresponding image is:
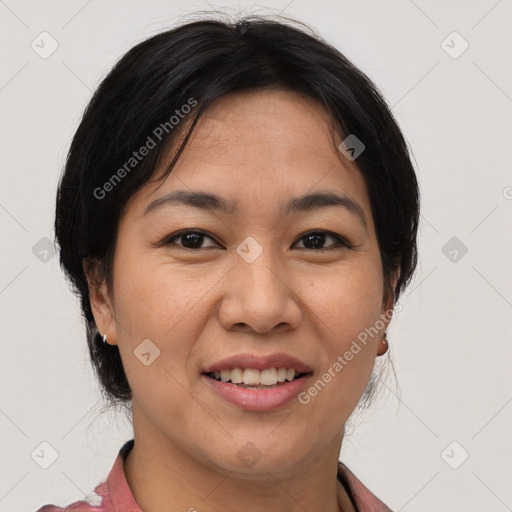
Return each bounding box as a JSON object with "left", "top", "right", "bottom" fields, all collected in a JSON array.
[
  {"left": 33, "top": 439, "right": 136, "bottom": 512},
  {"left": 338, "top": 462, "right": 394, "bottom": 512},
  {"left": 34, "top": 482, "right": 109, "bottom": 512}
]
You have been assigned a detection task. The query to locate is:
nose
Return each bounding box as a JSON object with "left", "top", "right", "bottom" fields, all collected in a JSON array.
[{"left": 217, "top": 245, "right": 303, "bottom": 334}]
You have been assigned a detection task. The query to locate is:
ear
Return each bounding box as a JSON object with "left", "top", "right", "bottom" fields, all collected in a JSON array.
[
  {"left": 83, "top": 257, "right": 117, "bottom": 345},
  {"left": 376, "top": 269, "right": 400, "bottom": 356},
  {"left": 381, "top": 269, "right": 400, "bottom": 314}
]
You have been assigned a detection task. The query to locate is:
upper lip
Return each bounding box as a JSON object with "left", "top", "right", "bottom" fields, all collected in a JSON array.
[{"left": 203, "top": 352, "right": 312, "bottom": 374}]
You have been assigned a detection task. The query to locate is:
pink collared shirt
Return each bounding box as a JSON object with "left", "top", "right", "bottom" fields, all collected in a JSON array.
[{"left": 35, "top": 440, "right": 392, "bottom": 512}]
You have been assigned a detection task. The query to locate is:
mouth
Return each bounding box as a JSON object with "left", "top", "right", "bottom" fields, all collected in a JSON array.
[
  {"left": 203, "top": 368, "right": 311, "bottom": 389},
  {"left": 201, "top": 368, "right": 312, "bottom": 411},
  {"left": 201, "top": 353, "right": 313, "bottom": 411}
]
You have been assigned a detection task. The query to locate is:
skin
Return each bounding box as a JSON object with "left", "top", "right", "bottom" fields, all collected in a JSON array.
[{"left": 86, "top": 89, "right": 397, "bottom": 512}]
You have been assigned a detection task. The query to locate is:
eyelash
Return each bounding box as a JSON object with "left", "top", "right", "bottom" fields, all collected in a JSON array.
[{"left": 161, "top": 229, "right": 354, "bottom": 251}]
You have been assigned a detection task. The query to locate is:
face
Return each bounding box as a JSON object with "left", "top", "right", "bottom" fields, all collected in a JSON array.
[{"left": 89, "top": 89, "right": 394, "bottom": 478}]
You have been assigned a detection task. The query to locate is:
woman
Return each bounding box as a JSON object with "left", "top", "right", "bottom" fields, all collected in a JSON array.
[{"left": 38, "top": 14, "right": 419, "bottom": 512}]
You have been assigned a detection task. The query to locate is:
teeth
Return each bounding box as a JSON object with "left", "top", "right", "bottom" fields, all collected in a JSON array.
[
  {"left": 243, "top": 368, "right": 260, "bottom": 385},
  {"left": 277, "top": 368, "right": 288, "bottom": 382},
  {"left": 260, "top": 368, "right": 278, "bottom": 385},
  {"left": 230, "top": 368, "right": 244, "bottom": 384},
  {"left": 210, "top": 367, "right": 300, "bottom": 385},
  {"left": 286, "top": 368, "right": 295, "bottom": 382}
]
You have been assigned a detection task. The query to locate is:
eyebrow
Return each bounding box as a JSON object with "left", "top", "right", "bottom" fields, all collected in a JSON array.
[{"left": 142, "top": 189, "right": 367, "bottom": 230}]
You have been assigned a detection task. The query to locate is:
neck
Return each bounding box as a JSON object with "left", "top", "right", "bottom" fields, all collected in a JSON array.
[{"left": 123, "top": 403, "right": 355, "bottom": 512}]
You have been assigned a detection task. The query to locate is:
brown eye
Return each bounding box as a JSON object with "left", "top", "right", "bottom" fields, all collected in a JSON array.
[
  {"left": 165, "top": 230, "right": 219, "bottom": 249},
  {"left": 293, "top": 230, "right": 352, "bottom": 250}
]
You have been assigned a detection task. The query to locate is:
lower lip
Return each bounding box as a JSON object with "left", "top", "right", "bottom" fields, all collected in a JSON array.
[{"left": 202, "top": 374, "right": 310, "bottom": 412}]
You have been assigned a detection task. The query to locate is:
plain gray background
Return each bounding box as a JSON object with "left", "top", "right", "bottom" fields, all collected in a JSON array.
[{"left": 1, "top": 1, "right": 511, "bottom": 511}]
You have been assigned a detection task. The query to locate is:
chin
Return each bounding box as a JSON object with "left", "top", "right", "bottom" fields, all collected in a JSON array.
[{"left": 201, "top": 439, "right": 304, "bottom": 477}]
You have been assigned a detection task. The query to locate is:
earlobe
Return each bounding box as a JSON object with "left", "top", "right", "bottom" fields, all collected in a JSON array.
[{"left": 376, "top": 331, "right": 389, "bottom": 357}]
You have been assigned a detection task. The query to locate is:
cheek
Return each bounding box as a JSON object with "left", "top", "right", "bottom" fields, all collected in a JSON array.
[
  {"left": 113, "top": 276, "right": 199, "bottom": 382},
  {"left": 305, "top": 260, "right": 384, "bottom": 339},
  {"left": 111, "top": 252, "right": 202, "bottom": 426},
  {"left": 112, "top": 245, "right": 203, "bottom": 337},
  {"left": 298, "top": 263, "right": 383, "bottom": 411},
  {"left": 111, "top": 244, "right": 219, "bottom": 396}
]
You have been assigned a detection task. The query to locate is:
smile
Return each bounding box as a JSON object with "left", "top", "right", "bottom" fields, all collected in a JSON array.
[
  {"left": 202, "top": 371, "right": 312, "bottom": 411},
  {"left": 206, "top": 367, "right": 307, "bottom": 386}
]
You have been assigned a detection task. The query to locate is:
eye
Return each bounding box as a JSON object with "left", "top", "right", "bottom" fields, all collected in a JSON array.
[
  {"left": 292, "top": 230, "right": 352, "bottom": 250},
  {"left": 159, "top": 229, "right": 352, "bottom": 251},
  {"left": 164, "top": 230, "right": 219, "bottom": 249}
]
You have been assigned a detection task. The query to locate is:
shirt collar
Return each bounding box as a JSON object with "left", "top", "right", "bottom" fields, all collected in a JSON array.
[{"left": 105, "top": 439, "right": 141, "bottom": 511}]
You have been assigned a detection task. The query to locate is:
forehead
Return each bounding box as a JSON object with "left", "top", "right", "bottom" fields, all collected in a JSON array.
[
  {"left": 129, "top": 89, "right": 372, "bottom": 223},
  {"left": 170, "top": 89, "right": 344, "bottom": 176}
]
